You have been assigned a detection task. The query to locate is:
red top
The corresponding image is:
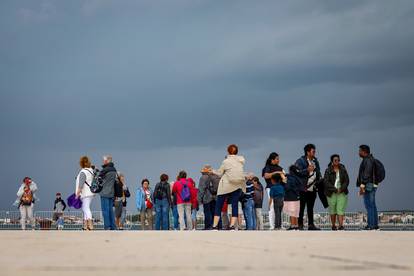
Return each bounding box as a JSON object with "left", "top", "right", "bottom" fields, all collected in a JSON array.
[
  {"left": 222, "top": 199, "right": 228, "bottom": 213},
  {"left": 190, "top": 187, "right": 199, "bottom": 209},
  {"left": 172, "top": 178, "right": 197, "bottom": 205}
]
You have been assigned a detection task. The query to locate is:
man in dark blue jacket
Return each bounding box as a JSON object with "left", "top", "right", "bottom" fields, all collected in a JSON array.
[{"left": 295, "top": 144, "right": 321, "bottom": 231}]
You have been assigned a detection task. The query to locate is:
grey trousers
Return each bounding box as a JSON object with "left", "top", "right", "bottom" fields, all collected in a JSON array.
[{"left": 20, "top": 204, "right": 35, "bottom": 230}]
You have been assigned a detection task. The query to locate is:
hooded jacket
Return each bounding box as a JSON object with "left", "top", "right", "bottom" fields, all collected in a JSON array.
[
  {"left": 213, "top": 155, "right": 246, "bottom": 195},
  {"left": 15, "top": 182, "right": 38, "bottom": 207},
  {"left": 98, "top": 162, "right": 117, "bottom": 198},
  {"left": 197, "top": 173, "right": 220, "bottom": 204}
]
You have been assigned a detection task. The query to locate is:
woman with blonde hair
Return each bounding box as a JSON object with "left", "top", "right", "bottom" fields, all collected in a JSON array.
[{"left": 75, "top": 156, "right": 96, "bottom": 230}]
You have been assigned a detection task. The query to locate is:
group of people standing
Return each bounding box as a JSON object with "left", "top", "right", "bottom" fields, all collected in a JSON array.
[{"left": 16, "top": 143, "right": 384, "bottom": 231}]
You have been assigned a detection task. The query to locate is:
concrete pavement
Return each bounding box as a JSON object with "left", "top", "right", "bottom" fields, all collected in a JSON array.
[{"left": 0, "top": 231, "right": 413, "bottom": 276}]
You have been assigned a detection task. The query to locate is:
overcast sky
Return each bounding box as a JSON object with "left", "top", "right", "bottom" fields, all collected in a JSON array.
[{"left": 1, "top": 0, "right": 413, "bottom": 212}]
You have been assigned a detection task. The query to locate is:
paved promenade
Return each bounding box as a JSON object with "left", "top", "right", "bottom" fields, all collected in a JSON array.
[{"left": 0, "top": 231, "right": 413, "bottom": 276}]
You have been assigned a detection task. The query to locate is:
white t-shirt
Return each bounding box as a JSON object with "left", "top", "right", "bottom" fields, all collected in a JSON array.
[
  {"left": 307, "top": 159, "right": 316, "bottom": 192},
  {"left": 334, "top": 170, "right": 341, "bottom": 189}
]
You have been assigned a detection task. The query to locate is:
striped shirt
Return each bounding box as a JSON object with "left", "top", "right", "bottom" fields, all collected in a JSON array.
[{"left": 245, "top": 180, "right": 254, "bottom": 199}]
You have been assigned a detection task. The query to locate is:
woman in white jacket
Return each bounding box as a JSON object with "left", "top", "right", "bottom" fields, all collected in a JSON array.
[
  {"left": 75, "top": 156, "right": 96, "bottom": 230},
  {"left": 16, "top": 177, "right": 38, "bottom": 230},
  {"left": 211, "top": 144, "right": 246, "bottom": 230}
]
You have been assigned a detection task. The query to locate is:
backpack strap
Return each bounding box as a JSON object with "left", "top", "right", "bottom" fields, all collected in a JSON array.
[
  {"left": 82, "top": 169, "right": 94, "bottom": 187},
  {"left": 370, "top": 155, "right": 377, "bottom": 184}
]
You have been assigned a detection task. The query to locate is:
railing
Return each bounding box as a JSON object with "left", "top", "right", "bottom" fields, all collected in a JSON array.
[{"left": 0, "top": 210, "right": 413, "bottom": 230}]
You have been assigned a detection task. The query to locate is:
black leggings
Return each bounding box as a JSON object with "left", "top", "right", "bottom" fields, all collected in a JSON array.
[
  {"left": 299, "top": 191, "right": 317, "bottom": 226},
  {"left": 214, "top": 189, "right": 242, "bottom": 218}
]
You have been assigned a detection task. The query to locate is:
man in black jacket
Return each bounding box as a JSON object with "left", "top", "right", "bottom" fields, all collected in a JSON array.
[
  {"left": 357, "top": 145, "right": 379, "bottom": 230},
  {"left": 295, "top": 144, "right": 321, "bottom": 231}
]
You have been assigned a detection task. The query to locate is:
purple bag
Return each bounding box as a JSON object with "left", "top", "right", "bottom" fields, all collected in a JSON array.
[{"left": 67, "top": 193, "right": 82, "bottom": 209}]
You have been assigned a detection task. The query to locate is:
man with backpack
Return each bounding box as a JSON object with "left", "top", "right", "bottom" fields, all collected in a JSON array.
[
  {"left": 98, "top": 155, "right": 118, "bottom": 230},
  {"left": 172, "top": 171, "right": 193, "bottom": 230},
  {"left": 153, "top": 174, "right": 172, "bottom": 230},
  {"left": 198, "top": 165, "right": 220, "bottom": 230},
  {"left": 16, "top": 177, "right": 38, "bottom": 230},
  {"left": 357, "top": 145, "right": 385, "bottom": 230}
]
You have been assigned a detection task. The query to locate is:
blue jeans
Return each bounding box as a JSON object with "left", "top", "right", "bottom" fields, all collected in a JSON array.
[
  {"left": 363, "top": 187, "right": 378, "bottom": 228},
  {"left": 155, "top": 199, "right": 170, "bottom": 230},
  {"left": 243, "top": 198, "right": 256, "bottom": 230},
  {"left": 172, "top": 205, "right": 179, "bottom": 230},
  {"left": 120, "top": 207, "right": 127, "bottom": 226},
  {"left": 100, "top": 197, "right": 116, "bottom": 230}
]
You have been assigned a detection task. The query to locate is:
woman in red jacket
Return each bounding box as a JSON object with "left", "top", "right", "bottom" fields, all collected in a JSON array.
[{"left": 172, "top": 171, "right": 194, "bottom": 231}]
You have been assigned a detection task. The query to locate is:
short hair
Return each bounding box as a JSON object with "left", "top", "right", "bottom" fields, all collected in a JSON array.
[
  {"left": 103, "top": 155, "right": 112, "bottom": 162},
  {"left": 359, "top": 145, "right": 370, "bottom": 154},
  {"left": 304, "top": 144, "right": 316, "bottom": 156},
  {"left": 23, "top": 177, "right": 31, "bottom": 183},
  {"left": 178, "top": 171, "right": 187, "bottom": 179},
  {"left": 330, "top": 154, "right": 340, "bottom": 163},
  {"left": 271, "top": 173, "right": 282, "bottom": 183},
  {"left": 79, "top": 156, "right": 91, "bottom": 168},
  {"left": 141, "top": 178, "right": 150, "bottom": 186},
  {"left": 160, "top": 174, "right": 169, "bottom": 182},
  {"left": 227, "top": 144, "right": 238, "bottom": 155}
]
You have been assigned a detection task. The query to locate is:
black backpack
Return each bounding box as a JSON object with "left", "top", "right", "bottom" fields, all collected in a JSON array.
[
  {"left": 208, "top": 175, "right": 219, "bottom": 196},
  {"left": 154, "top": 183, "right": 168, "bottom": 200},
  {"left": 84, "top": 169, "right": 103, "bottom": 194},
  {"left": 372, "top": 157, "right": 386, "bottom": 184}
]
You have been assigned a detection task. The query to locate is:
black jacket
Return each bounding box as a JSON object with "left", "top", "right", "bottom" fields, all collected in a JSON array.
[
  {"left": 324, "top": 164, "right": 350, "bottom": 197},
  {"left": 53, "top": 198, "right": 66, "bottom": 211},
  {"left": 357, "top": 155, "right": 374, "bottom": 187},
  {"left": 284, "top": 174, "right": 302, "bottom": 201},
  {"left": 154, "top": 181, "right": 172, "bottom": 206}
]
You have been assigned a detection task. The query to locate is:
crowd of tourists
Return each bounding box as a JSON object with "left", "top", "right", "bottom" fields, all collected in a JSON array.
[{"left": 15, "top": 144, "right": 385, "bottom": 231}]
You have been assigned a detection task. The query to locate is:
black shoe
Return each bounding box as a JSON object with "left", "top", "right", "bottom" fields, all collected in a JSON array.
[
  {"left": 338, "top": 226, "right": 345, "bottom": 231},
  {"left": 287, "top": 226, "right": 298, "bottom": 231},
  {"left": 372, "top": 226, "right": 380, "bottom": 231},
  {"left": 363, "top": 225, "right": 372, "bottom": 231},
  {"left": 212, "top": 226, "right": 219, "bottom": 231},
  {"left": 229, "top": 226, "right": 237, "bottom": 231},
  {"left": 308, "top": 225, "right": 321, "bottom": 231},
  {"left": 331, "top": 226, "right": 338, "bottom": 231},
  {"left": 298, "top": 225, "right": 304, "bottom": 231}
]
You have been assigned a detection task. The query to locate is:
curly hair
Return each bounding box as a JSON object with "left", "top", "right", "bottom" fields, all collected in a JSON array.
[{"left": 79, "top": 156, "right": 91, "bottom": 168}]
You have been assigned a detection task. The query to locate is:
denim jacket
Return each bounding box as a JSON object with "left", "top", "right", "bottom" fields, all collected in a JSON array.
[{"left": 135, "top": 187, "right": 153, "bottom": 212}]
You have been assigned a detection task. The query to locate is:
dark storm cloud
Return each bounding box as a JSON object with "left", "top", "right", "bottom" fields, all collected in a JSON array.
[{"left": 0, "top": 0, "right": 413, "bottom": 210}]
